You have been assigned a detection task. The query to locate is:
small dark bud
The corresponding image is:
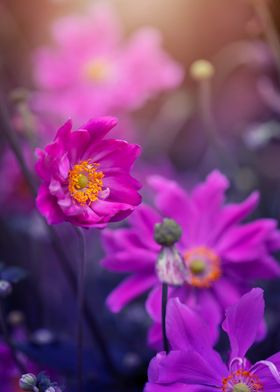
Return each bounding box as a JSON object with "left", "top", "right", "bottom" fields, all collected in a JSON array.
[
  {"left": 0, "top": 280, "right": 12, "bottom": 298},
  {"left": 154, "top": 218, "right": 182, "bottom": 247},
  {"left": 19, "top": 373, "right": 37, "bottom": 391}
]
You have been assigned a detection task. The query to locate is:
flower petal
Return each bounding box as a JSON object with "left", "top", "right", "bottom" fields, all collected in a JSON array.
[
  {"left": 106, "top": 273, "right": 157, "bottom": 313},
  {"left": 222, "top": 288, "right": 264, "bottom": 359}
]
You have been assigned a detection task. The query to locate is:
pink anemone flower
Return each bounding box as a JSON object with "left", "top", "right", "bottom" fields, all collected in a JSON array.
[
  {"left": 32, "top": 3, "right": 184, "bottom": 128},
  {"left": 35, "top": 117, "right": 141, "bottom": 228},
  {"left": 102, "top": 171, "right": 280, "bottom": 347}
]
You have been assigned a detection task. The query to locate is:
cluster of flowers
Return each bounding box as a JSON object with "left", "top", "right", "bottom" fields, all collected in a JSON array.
[
  {"left": 33, "top": 111, "right": 280, "bottom": 390},
  {"left": 2, "top": 1, "right": 280, "bottom": 391}
]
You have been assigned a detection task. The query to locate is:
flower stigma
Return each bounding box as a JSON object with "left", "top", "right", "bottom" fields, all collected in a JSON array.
[
  {"left": 68, "top": 160, "right": 104, "bottom": 205},
  {"left": 184, "top": 246, "right": 221, "bottom": 288}
]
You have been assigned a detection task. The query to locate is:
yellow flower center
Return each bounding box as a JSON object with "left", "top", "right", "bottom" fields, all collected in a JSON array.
[
  {"left": 184, "top": 246, "right": 221, "bottom": 288},
  {"left": 233, "top": 384, "right": 250, "bottom": 392},
  {"left": 68, "top": 160, "right": 104, "bottom": 205},
  {"left": 222, "top": 369, "right": 263, "bottom": 392},
  {"left": 83, "top": 58, "right": 110, "bottom": 82}
]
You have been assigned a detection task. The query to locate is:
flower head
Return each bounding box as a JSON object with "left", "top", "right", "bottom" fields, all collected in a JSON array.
[
  {"left": 146, "top": 288, "right": 280, "bottom": 392},
  {"left": 35, "top": 117, "right": 141, "bottom": 227},
  {"left": 32, "top": 3, "right": 184, "bottom": 127},
  {"left": 102, "top": 171, "right": 280, "bottom": 346}
]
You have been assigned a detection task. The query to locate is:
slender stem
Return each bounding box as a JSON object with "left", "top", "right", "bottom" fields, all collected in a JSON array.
[
  {"left": 198, "top": 78, "right": 237, "bottom": 173},
  {"left": 0, "top": 97, "right": 118, "bottom": 378},
  {"left": 0, "top": 300, "right": 26, "bottom": 374},
  {"left": 254, "top": 0, "right": 280, "bottom": 81},
  {"left": 161, "top": 283, "right": 170, "bottom": 353},
  {"left": 75, "top": 227, "right": 87, "bottom": 392}
]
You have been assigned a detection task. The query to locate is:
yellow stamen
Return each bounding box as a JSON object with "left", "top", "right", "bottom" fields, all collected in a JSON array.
[
  {"left": 184, "top": 246, "right": 221, "bottom": 288},
  {"left": 68, "top": 160, "right": 104, "bottom": 205}
]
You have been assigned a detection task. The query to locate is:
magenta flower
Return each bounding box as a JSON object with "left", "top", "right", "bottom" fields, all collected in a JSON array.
[
  {"left": 35, "top": 117, "right": 141, "bottom": 227},
  {"left": 32, "top": 3, "right": 184, "bottom": 126},
  {"left": 102, "top": 171, "right": 280, "bottom": 346},
  {"left": 146, "top": 288, "right": 280, "bottom": 392}
]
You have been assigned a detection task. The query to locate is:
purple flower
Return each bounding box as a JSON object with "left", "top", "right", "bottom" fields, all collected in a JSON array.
[
  {"left": 102, "top": 171, "right": 280, "bottom": 346},
  {"left": 35, "top": 117, "right": 141, "bottom": 227},
  {"left": 32, "top": 3, "right": 184, "bottom": 127},
  {"left": 146, "top": 288, "right": 280, "bottom": 391}
]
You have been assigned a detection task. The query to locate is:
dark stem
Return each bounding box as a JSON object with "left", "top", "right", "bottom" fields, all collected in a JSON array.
[
  {"left": 161, "top": 283, "right": 170, "bottom": 353},
  {"left": 75, "top": 227, "right": 87, "bottom": 392},
  {"left": 0, "top": 300, "right": 26, "bottom": 374},
  {"left": 0, "top": 97, "right": 118, "bottom": 379}
]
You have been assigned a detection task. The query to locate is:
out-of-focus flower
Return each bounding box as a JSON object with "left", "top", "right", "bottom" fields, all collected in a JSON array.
[
  {"left": 102, "top": 171, "right": 280, "bottom": 347},
  {"left": 0, "top": 146, "right": 34, "bottom": 214},
  {"left": 145, "top": 288, "right": 280, "bottom": 391},
  {"left": 32, "top": 3, "right": 184, "bottom": 128},
  {"left": 35, "top": 117, "right": 141, "bottom": 227}
]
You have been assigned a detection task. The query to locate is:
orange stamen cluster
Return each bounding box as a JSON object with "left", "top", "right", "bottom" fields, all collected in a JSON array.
[
  {"left": 222, "top": 369, "right": 263, "bottom": 392},
  {"left": 184, "top": 246, "right": 221, "bottom": 288},
  {"left": 68, "top": 160, "right": 104, "bottom": 205}
]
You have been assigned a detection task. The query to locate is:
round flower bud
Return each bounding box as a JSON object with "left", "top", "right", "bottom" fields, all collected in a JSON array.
[
  {"left": 156, "top": 246, "right": 187, "bottom": 286},
  {"left": 154, "top": 218, "right": 182, "bottom": 247},
  {"left": 0, "top": 280, "right": 12, "bottom": 298},
  {"left": 19, "top": 373, "right": 37, "bottom": 391},
  {"left": 190, "top": 60, "right": 215, "bottom": 81}
]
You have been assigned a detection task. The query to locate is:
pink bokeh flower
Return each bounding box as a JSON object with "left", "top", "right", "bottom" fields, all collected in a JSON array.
[
  {"left": 102, "top": 171, "right": 280, "bottom": 347},
  {"left": 35, "top": 117, "right": 141, "bottom": 228},
  {"left": 32, "top": 3, "right": 184, "bottom": 127}
]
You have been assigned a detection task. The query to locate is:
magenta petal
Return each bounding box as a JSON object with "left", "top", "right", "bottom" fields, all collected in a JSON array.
[
  {"left": 36, "top": 184, "right": 64, "bottom": 224},
  {"left": 128, "top": 204, "right": 162, "bottom": 249},
  {"left": 166, "top": 298, "right": 214, "bottom": 352},
  {"left": 252, "top": 352, "right": 280, "bottom": 390},
  {"left": 101, "top": 249, "right": 156, "bottom": 272},
  {"left": 106, "top": 273, "right": 157, "bottom": 313},
  {"left": 148, "top": 322, "right": 162, "bottom": 350},
  {"left": 222, "top": 288, "right": 264, "bottom": 359},
  {"left": 146, "top": 284, "right": 163, "bottom": 323},
  {"left": 145, "top": 382, "right": 204, "bottom": 392},
  {"left": 148, "top": 175, "right": 194, "bottom": 233},
  {"left": 209, "top": 192, "right": 259, "bottom": 245},
  {"left": 82, "top": 116, "right": 118, "bottom": 144},
  {"left": 148, "top": 351, "right": 224, "bottom": 386}
]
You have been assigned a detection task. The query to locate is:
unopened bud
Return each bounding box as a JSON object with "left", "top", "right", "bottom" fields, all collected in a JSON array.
[
  {"left": 154, "top": 219, "right": 182, "bottom": 247},
  {"left": 156, "top": 246, "right": 187, "bottom": 286},
  {"left": 19, "top": 373, "right": 37, "bottom": 391},
  {"left": 0, "top": 280, "right": 12, "bottom": 298},
  {"left": 190, "top": 60, "right": 215, "bottom": 81}
]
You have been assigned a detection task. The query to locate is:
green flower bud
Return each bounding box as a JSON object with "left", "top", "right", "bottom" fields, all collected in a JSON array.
[
  {"left": 19, "top": 373, "right": 37, "bottom": 391},
  {"left": 154, "top": 219, "right": 182, "bottom": 247}
]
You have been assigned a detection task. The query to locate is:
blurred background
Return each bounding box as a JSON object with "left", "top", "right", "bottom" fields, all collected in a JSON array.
[{"left": 1, "top": 0, "right": 280, "bottom": 390}]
